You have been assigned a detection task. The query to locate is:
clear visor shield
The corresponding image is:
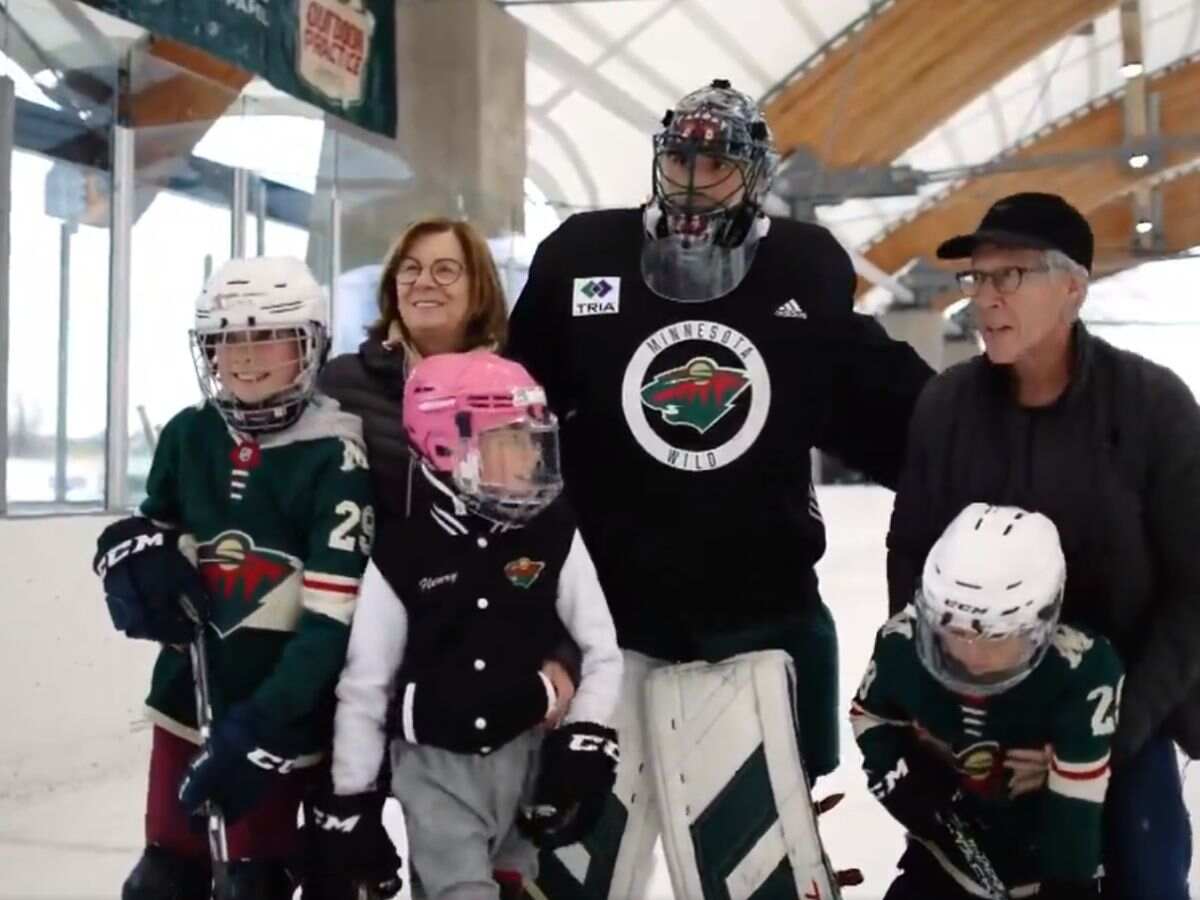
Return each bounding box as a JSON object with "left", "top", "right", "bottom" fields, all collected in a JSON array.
[
  {"left": 189, "top": 324, "right": 324, "bottom": 434},
  {"left": 455, "top": 418, "right": 564, "bottom": 523},
  {"left": 641, "top": 230, "right": 760, "bottom": 303},
  {"left": 913, "top": 588, "right": 1060, "bottom": 697}
]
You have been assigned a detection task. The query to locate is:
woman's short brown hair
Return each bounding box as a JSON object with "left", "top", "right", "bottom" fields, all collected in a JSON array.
[{"left": 369, "top": 217, "right": 508, "bottom": 351}]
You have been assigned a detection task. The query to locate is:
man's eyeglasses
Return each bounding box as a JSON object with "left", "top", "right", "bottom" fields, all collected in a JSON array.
[
  {"left": 396, "top": 257, "right": 465, "bottom": 286},
  {"left": 955, "top": 265, "right": 1049, "bottom": 297}
]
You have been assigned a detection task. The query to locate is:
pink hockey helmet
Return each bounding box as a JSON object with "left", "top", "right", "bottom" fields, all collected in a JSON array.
[{"left": 404, "top": 352, "right": 563, "bottom": 522}]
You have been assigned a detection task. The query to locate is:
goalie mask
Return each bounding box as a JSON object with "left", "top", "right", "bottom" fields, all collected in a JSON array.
[
  {"left": 404, "top": 352, "right": 563, "bottom": 524},
  {"left": 642, "top": 78, "right": 778, "bottom": 302},
  {"left": 915, "top": 503, "right": 1065, "bottom": 697},
  {"left": 190, "top": 256, "right": 329, "bottom": 436}
]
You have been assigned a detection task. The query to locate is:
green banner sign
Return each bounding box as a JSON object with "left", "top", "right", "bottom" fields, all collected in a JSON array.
[{"left": 80, "top": 0, "right": 396, "bottom": 137}]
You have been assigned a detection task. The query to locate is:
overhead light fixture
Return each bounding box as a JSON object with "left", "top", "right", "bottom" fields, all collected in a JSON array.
[
  {"left": 1128, "top": 153, "right": 1151, "bottom": 169},
  {"left": 1135, "top": 219, "right": 1154, "bottom": 234},
  {"left": 1119, "top": 61, "right": 1145, "bottom": 79}
]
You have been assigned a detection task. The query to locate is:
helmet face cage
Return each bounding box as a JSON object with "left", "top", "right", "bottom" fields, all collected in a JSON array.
[
  {"left": 913, "top": 583, "right": 1064, "bottom": 697},
  {"left": 190, "top": 322, "right": 328, "bottom": 436},
  {"left": 651, "top": 81, "right": 777, "bottom": 248}
]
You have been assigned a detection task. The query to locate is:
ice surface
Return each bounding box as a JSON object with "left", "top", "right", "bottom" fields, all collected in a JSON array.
[{"left": 1, "top": 488, "right": 1194, "bottom": 897}]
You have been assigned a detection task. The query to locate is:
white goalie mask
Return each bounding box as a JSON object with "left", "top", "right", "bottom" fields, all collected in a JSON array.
[
  {"left": 915, "top": 503, "right": 1066, "bottom": 697},
  {"left": 190, "top": 256, "right": 329, "bottom": 436}
]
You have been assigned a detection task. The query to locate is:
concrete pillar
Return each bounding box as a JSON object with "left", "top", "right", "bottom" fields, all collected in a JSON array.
[
  {"left": 880, "top": 306, "right": 945, "bottom": 372},
  {"left": 309, "top": 0, "right": 527, "bottom": 276}
]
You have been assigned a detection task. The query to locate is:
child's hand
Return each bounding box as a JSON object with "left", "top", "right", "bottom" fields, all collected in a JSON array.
[
  {"left": 541, "top": 660, "right": 576, "bottom": 728},
  {"left": 1004, "top": 744, "right": 1051, "bottom": 797}
]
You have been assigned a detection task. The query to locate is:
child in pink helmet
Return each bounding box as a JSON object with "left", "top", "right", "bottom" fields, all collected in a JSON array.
[{"left": 310, "top": 351, "right": 622, "bottom": 900}]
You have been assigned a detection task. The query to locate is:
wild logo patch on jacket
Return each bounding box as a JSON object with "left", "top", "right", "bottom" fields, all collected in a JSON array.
[
  {"left": 198, "top": 531, "right": 301, "bottom": 635},
  {"left": 504, "top": 557, "right": 545, "bottom": 589}
]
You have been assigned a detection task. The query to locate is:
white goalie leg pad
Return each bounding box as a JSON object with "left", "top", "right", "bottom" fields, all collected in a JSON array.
[
  {"left": 537, "top": 649, "right": 663, "bottom": 899},
  {"left": 644, "top": 649, "right": 840, "bottom": 900}
]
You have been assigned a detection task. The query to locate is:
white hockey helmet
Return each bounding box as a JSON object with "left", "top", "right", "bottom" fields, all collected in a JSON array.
[
  {"left": 915, "top": 503, "right": 1066, "bottom": 696},
  {"left": 190, "top": 256, "right": 329, "bottom": 436}
]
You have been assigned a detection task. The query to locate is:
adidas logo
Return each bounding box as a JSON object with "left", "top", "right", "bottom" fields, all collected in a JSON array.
[{"left": 774, "top": 299, "right": 808, "bottom": 319}]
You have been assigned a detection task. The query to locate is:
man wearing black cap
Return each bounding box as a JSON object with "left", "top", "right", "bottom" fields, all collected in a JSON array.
[{"left": 886, "top": 192, "right": 1196, "bottom": 899}]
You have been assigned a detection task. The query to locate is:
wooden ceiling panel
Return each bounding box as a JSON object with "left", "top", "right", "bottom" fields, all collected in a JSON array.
[
  {"left": 859, "top": 55, "right": 1200, "bottom": 298},
  {"left": 765, "top": 0, "right": 1115, "bottom": 166}
]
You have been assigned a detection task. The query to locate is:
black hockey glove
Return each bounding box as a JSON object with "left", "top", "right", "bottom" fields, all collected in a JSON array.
[
  {"left": 867, "top": 734, "right": 961, "bottom": 840},
  {"left": 303, "top": 791, "right": 403, "bottom": 900},
  {"left": 393, "top": 671, "right": 553, "bottom": 754},
  {"left": 177, "top": 703, "right": 295, "bottom": 824},
  {"left": 94, "top": 517, "right": 210, "bottom": 644},
  {"left": 518, "top": 722, "right": 619, "bottom": 849}
]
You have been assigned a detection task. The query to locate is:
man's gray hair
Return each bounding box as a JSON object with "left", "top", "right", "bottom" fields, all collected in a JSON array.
[{"left": 1044, "top": 248, "right": 1089, "bottom": 283}]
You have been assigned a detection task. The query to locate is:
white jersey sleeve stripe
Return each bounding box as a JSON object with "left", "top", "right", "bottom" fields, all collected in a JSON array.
[{"left": 1048, "top": 752, "right": 1111, "bottom": 803}]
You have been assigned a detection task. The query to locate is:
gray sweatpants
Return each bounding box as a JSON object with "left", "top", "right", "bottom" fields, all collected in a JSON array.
[{"left": 390, "top": 730, "right": 543, "bottom": 900}]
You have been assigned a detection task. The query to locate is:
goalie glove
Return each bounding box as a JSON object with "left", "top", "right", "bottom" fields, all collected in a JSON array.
[
  {"left": 93, "top": 517, "right": 210, "bottom": 643},
  {"left": 303, "top": 791, "right": 403, "bottom": 900},
  {"left": 518, "top": 722, "right": 618, "bottom": 849}
]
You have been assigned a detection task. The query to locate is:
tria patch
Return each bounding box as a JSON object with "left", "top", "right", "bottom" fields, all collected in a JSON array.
[
  {"left": 504, "top": 557, "right": 546, "bottom": 589},
  {"left": 572, "top": 277, "right": 620, "bottom": 317},
  {"left": 622, "top": 320, "right": 772, "bottom": 472}
]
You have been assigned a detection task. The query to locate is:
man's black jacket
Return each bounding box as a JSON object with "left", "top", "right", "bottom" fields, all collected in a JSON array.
[{"left": 887, "top": 324, "right": 1200, "bottom": 761}]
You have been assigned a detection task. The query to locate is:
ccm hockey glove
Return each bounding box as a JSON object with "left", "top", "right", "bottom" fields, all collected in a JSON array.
[
  {"left": 518, "top": 722, "right": 619, "bottom": 849},
  {"left": 866, "top": 734, "right": 961, "bottom": 839},
  {"left": 177, "top": 703, "right": 296, "bottom": 824},
  {"left": 303, "top": 791, "right": 403, "bottom": 900},
  {"left": 94, "top": 517, "right": 210, "bottom": 644}
]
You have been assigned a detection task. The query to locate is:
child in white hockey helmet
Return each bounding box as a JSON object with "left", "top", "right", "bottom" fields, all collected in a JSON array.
[
  {"left": 852, "top": 503, "right": 1123, "bottom": 900},
  {"left": 93, "top": 257, "right": 380, "bottom": 899},
  {"left": 311, "top": 351, "right": 622, "bottom": 900}
]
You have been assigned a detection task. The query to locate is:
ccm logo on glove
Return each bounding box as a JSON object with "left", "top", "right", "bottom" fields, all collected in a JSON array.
[
  {"left": 94, "top": 531, "right": 165, "bottom": 577},
  {"left": 567, "top": 732, "right": 620, "bottom": 763},
  {"left": 246, "top": 747, "right": 297, "bottom": 774},
  {"left": 311, "top": 807, "right": 363, "bottom": 833}
]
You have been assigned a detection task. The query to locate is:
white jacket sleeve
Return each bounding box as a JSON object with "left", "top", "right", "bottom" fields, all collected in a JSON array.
[
  {"left": 556, "top": 530, "right": 622, "bottom": 726},
  {"left": 332, "top": 560, "right": 408, "bottom": 795}
]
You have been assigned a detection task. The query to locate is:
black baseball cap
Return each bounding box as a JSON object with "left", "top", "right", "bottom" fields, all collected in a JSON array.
[{"left": 936, "top": 192, "right": 1094, "bottom": 272}]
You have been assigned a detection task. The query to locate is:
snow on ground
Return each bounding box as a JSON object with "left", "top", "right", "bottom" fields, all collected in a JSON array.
[{"left": 0, "top": 488, "right": 1194, "bottom": 897}]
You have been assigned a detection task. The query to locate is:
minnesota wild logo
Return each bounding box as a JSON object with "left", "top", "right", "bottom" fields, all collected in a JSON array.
[
  {"left": 504, "top": 557, "right": 545, "bottom": 589},
  {"left": 621, "top": 320, "right": 772, "bottom": 472},
  {"left": 197, "top": 531, "right": 301, "bottom": 635},
  {"left": 640, "top": 357, "right": 749, "bottom": 434}
]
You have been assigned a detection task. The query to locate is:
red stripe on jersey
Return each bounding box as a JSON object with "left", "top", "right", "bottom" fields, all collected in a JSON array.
[
  {"left": 1051, "top": 758, "right": 1109, "bottom": 781},
  {"left": 303, "top": 577, "right": 359, "bottom": 595}
]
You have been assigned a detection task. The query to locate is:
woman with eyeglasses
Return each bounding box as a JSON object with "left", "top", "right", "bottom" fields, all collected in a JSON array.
[
  {"left": 886, "top": 192, "right": 1196, "bottom": 900},
  {"left": 311, "top": 218, "right": 584, "bottom": 897}
]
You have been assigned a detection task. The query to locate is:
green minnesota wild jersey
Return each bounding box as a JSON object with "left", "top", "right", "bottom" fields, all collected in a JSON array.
[
  {"left": 139, "top": 397, "right": 372, "bottom": 764},
  {"left": 851, "top": 609, "right": 1123, "bottom": 894}
]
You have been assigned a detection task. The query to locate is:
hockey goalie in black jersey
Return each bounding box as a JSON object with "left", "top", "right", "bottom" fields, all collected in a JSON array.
[{"left": 508, "top": 79, "right": 933, "bottom": 899}]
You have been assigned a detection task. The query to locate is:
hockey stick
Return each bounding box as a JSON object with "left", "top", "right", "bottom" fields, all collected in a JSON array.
[
  {"left": 939, "top": 809, "right": 1010, "bottom": 900},
  {"left": 179, "top": 590, "right": 230, "bottom": 892}
]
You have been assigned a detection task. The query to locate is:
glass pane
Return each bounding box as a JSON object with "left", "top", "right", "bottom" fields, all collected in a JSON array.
[{"left": 6, "top": 149, "right": 110, "bottom": 505}]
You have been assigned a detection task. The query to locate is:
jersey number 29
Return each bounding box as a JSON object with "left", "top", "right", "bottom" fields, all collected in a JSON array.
[
  {"left": 1087, "top": 676, "right": 1123, "bottom": 737},
  {"left": 328, "top": 501, "right": 374, "bottom": 555}
]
